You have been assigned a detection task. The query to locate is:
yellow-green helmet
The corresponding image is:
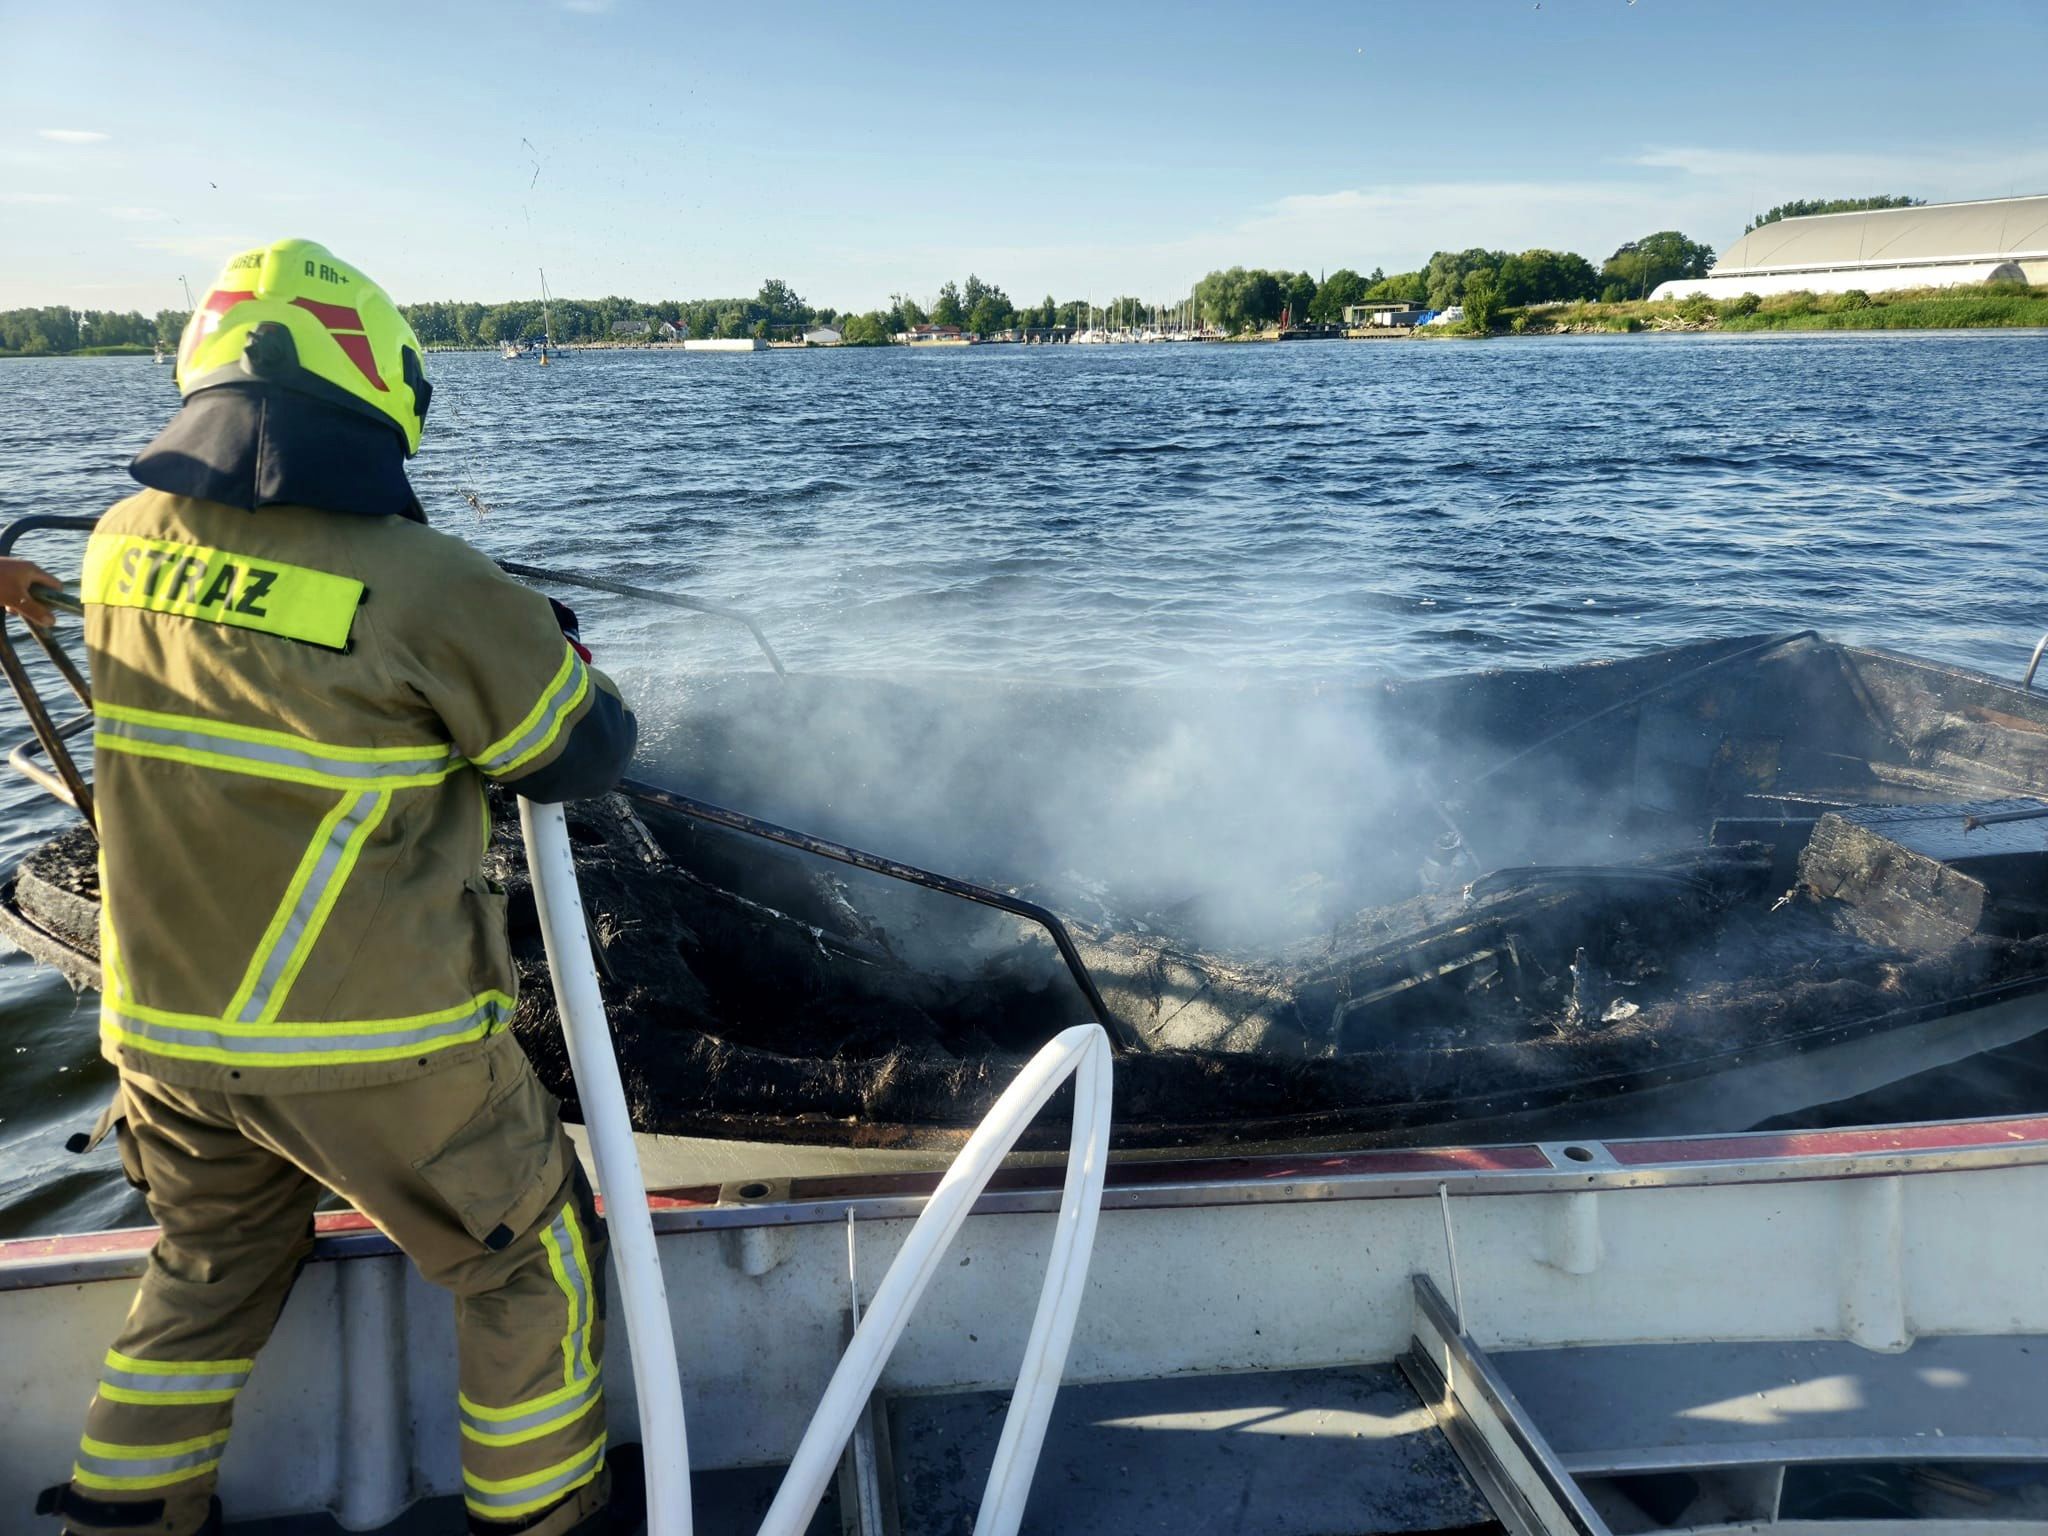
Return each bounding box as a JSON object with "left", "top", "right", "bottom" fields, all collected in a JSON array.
[{"left": 177, "top": 238, "right": 431, "bottom": 455}]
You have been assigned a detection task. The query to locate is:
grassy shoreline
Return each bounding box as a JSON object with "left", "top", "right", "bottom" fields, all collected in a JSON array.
[
  {"left": 1460, "top": 284, "right": 2048, "bottom": 338},
  {"left": 0, "top": 342, "right": 157, "bottom": 358}
]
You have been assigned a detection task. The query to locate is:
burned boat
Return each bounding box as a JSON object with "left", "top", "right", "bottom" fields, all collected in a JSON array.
[{"left": 10, "top": 631, "right": 2048, "bottom": 1158}]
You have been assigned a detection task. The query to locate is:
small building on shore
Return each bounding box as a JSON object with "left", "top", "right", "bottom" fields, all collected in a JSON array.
[
  {"left": 611, "top": 319, "right": 651, "bottom": 338},
  {"left": 802, "top": 325, "right": 844, "bottom": 346},
  {"left": 902, "top": 323, "right": 973, "bottom": 347},
  {"left": 1653, "top": 194, "right": 2048, "bottom": 301},
  {"left": 659, "top": 319, "right": 688, "bottom": 341},
  {"left": 1343, "top": 301, "right": 1425, "bottom": 328}
]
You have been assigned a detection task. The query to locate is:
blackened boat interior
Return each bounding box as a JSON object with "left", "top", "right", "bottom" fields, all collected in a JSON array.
[{"left": 12, "top": 633, "right": 2048, "bottom": 1151}]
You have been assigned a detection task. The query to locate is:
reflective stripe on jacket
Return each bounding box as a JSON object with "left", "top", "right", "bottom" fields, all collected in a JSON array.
[{"left": 84, "top": 489, "right": 634, "bottom": 1091}]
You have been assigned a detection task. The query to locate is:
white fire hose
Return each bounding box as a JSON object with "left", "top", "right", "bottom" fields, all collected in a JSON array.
[
  {"left": 520, "top": 800, "right": 692, "bottom": 1524},
  {"left": 520, "top": 798, "right": 1114, "bottom": 1536}
]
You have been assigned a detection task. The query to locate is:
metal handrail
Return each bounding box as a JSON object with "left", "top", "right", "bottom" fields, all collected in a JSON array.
[
  {"left": 1, "top": 514, "right": 101, "bottom": 826},
  {"left": 9, "top": 713, "right": 93, "bottom": 810},
  {"left": 0, "top": 623, "right": 94, "bottom": 823},
  {"left": 2024, "top": 633, "right": 2048, "bottom": 691},
  {"left": 0, "top": 512, "right": 101, "bottom": 560},
  {"left": 619, "top": 777, "right": 1142, "bottom": 1052}
]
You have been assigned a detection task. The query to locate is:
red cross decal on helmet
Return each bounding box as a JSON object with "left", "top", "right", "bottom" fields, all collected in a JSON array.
[
  {"left": 178, "top": 288, "right": 254, "bottom": 372},
  {"left": 291, "top": 297, "right": 390, "bottom": 391}
]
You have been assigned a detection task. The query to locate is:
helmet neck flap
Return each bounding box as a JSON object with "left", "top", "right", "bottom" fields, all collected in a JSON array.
[{"left": 131, "top": 383, "right": 426, "bottom": 523}]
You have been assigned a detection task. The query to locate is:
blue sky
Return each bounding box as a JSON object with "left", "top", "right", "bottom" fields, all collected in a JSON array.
[{"left": 4, "top": 0, "right": 2045, "bottom": 312}]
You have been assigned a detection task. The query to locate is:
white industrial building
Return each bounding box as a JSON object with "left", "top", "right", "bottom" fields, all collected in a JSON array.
[{"left": 1652, "top": 194, "right": 2048, "bottom": 301}]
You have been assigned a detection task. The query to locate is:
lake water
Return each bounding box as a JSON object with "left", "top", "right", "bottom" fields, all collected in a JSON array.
[{"left": 3, "top": 331, "right": 2045, "bottom": 1237}]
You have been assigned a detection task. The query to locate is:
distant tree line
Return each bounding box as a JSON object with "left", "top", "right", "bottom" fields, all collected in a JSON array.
[
  {"left": 0, "top": 234, "right": 1715, "bottom": 355},
  {"left": 894, "top": 278, "right": 1180, "bottom": 338},
  {"left": 402, "top": 276, "right": 1110, "bottom": 347},
  {"left": 1744, "top": 195, "right": 1922, "bottom": 234},
  {"left": 0, "top": 238, "right": 1705, "bottom": 356},
  {"left": 400, "top": 279, "right": 838, "bottom": 346},
  {"left": 1187, "top": 230, "right": 1716, "bottom": 332},
  {"left": 0, "top": 306, "right": 185, "bottom": 354},
  {"left": 402, "top": 277, "right": 1094, "bottom": 347},
  {"left": 2, "top": 196, "right": 1930, "bottom": 354}
]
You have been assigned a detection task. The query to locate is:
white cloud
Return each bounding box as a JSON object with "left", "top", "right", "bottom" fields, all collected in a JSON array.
[
  {"left": 104, "top": 207, "right": 166, "bottom": 222},
  {"left": 868, "top": 142, "right": 2048, "bottom": 304},
  {"left": 845, "top": 175, "right": 1711, "bottom": 305},
  {"left": 130, "top": 232, "right": 257, "bottom": 261},
  {"left": 36, "top": 128, "right": 110, "bottom": 144},
  {"left": 1631, "top": 144, "right": 2048, "bottom": 206},
  {"left": 0, "top": 191, "right": 71, "bottom": 204},
  {"left": 1240, "top": 178, "right": 1659, "bottom": 257}
]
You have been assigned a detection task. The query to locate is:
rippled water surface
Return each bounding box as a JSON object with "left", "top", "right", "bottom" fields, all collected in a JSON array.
[{"left": 2, "top": 332, "right": 2044, "bottom": 1235}]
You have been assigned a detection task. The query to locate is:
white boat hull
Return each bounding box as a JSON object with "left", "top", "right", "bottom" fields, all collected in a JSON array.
[{"left": 7, "top": 1113, "right": 2048, "bottom": 1529}]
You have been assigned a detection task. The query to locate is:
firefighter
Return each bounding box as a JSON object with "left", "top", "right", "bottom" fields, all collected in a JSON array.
[{"left": 37, "top": 239, "right": 642, "bottom": 1536}]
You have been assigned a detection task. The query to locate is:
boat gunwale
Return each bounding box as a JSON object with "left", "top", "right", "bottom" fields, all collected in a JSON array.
[{"left": 7, "top": 1109, "right": 2048, "bottom": 1292}]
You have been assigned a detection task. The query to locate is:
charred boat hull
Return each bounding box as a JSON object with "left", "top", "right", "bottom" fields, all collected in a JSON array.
[{"left": 11, "top": 632, "right": 2048, "bottom": 1161}]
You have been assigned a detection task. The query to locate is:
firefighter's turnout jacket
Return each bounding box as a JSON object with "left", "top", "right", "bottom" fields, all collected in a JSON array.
[
  {"left": 86, "top": 486, "right": 630, "bottom": 1090},
  {"left": 52, "top": 387, "right": 637, "bottom": 1536}
]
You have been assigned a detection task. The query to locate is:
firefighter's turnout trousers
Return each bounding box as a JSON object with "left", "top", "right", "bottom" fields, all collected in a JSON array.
[{"left": 68, "top": 1032, "right": 608, "bottom": 1535}]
